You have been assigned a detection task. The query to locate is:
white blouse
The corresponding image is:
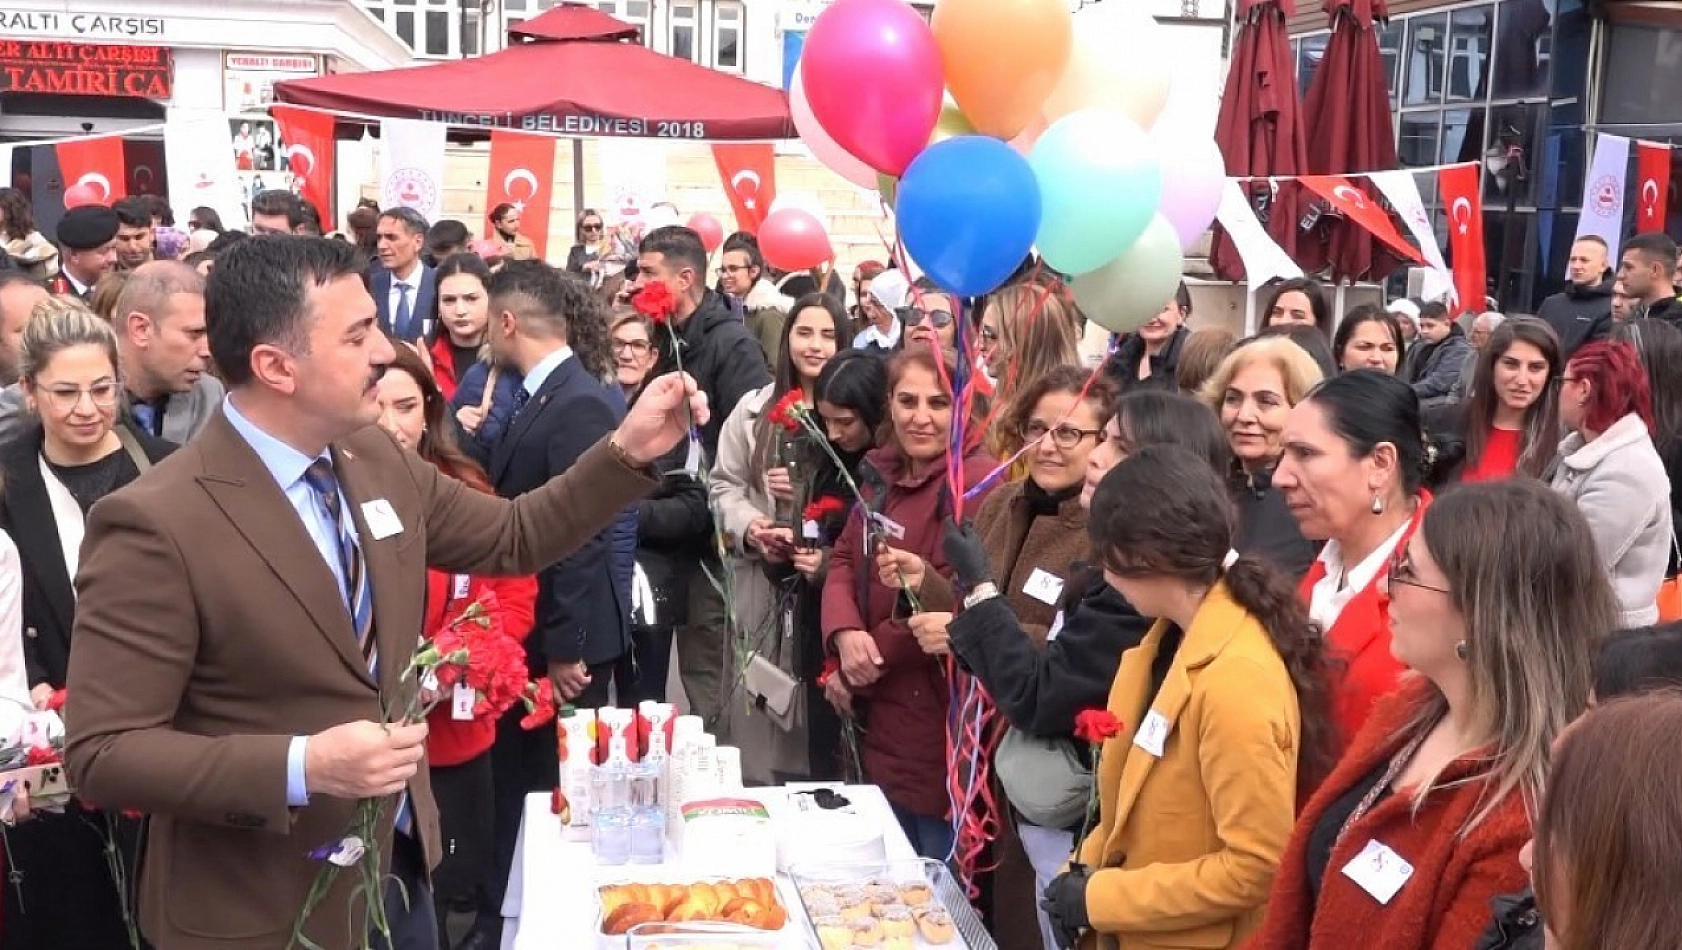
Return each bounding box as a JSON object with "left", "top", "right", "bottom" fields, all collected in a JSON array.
[{"left": 1307, "top": 519, "right": 1412, "bottom": 633}]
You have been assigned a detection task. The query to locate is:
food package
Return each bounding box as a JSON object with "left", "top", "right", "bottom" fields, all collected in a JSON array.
[
  {"left": 556, "top": 707, "right": 598, "bottom": 840},
  {"left": 597, "top": 878, "right": 788, "bottom": 950},
  {"left": 676, "top": 797, "right": 778, "bottom": 880}
]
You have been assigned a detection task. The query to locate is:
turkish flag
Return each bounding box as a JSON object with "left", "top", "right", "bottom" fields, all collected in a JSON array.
[
  {"left": 1438, "top": 164, "right": 1487, "bottom": 313},
  {"left": 486, "top": 130, "right": 555, "bottom": 259},
  {"left": 272, "top": 106, "right": 337, "bottom": 232},
  {"left": 1297, "top": 176, "right": 1425, "bottom": 265},
  {"left": 1637, "top": 141, "right": 1671, "bottom": 234},
  {"left": 56, "top": 135, "right": 127, "bottom": 204},
  {"left": 122, "top": 140, "right": 166, "bottom": 197},
  {"left": 712, "top": 144, "right": 776, "bottom": 233}
]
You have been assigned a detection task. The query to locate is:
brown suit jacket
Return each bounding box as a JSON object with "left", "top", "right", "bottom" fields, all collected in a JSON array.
[{"left": 64, "top": 409, "right": 655, "bottom": 949}]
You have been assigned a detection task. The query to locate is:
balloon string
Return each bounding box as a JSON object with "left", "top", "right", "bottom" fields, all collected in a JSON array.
[{"left": 943, "top": 654, "right": 999, "bottom": 898}]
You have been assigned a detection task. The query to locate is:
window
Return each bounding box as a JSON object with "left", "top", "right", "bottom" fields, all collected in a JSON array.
[
  {"left": 713, "top": 1, "right": 742, "bottom": 71},
  {"left": 425, "top": 11, "right": 450, "bottom": 55},
  {"left": 365, "top": 0, "right": 474, "bottom": 57},
  {"left": 396, "top": 11, "right": 415, "bottom": 46},
  {"left": 1402, "top": 13, "right": 1447, "bottom": 106},
  {"left": 1296, "top": 33, "right": 1328, "bottom": 97},
  {"left": 671, "top": 1, "right": 696, "bottom": 61},
  {"left": 1447, "top": 6, "right": 1492, "bottom": 101},
  {"left": 462, "top": 9, "right": 481, "bottom": 55}
]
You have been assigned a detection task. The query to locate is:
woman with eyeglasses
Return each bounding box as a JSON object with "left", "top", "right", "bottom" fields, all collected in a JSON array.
[
  {"left": 609, "top": 310, "right": 659, "bottom": 400},
  {"left": 1246, "top": 479, "right": 1607, "bottom": 950},
  {"left": 0, "top": 297, "right": 174, "bottom": 949},
  {"left": 709, "top": 293, "right": 851, "bottom": 782},
  {"left": 1200, "top": 337, "right": 1322, "bottom": 579},
  {"left": 1426, "top": 316, "right": 1561, "bottom": 486},
  {"left": 1271, "top": 370, "right": 1437, "bottom": 746},
  {"left": 901, "top": 277, "right": 958, "bottom": 351},
  {"left": 1550, "top": 341, "right": 1672, "bottom": 626},
  {"left": 719, "top": 232, "right": 791, "bottom": 369},
  {"left": 1109, "top": 283, "right": 1193, "bottom": 393},
  {"left": 1039, "top": 444, "right": 1335, "bottom": 950},
  {"left": 565, "top": 208, "right": 631, "bottom": 284}
]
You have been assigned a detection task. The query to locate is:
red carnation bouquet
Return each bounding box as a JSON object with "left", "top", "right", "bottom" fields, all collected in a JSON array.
[
  {"left": 1070, "top": 709, "right": 1125, "bottom": 866},
  {"left": 295, "top": 594, "right": 551, "bottom": 950},
  {"left": 631, "top": 281, "right": 677, "bottom": 324}
]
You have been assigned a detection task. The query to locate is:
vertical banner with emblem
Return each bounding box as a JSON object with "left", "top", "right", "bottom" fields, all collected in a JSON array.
[
  {"left": 1439, "top": 163, "right": 1487, "bottom": 313},
  {"left": 1574, "top": 133, "right": 1630, "bottom": 264},
  {"left": 485, "top": 130, "right": 556, "bottom": 258},
  {"left": 711, "top": 144, "right": 777, "bottom": 233},
  {"left": 272, "top": 106, "right": 337, "bottom": 231},
  {"left": 1636, "top": 141, "right": 1671, "bottom": 235},
  {"left": 379, "top": 119, "right": 447, "bottom": 224},
  {"left": 165, "top": 114, "right": 248, "bottom": 230},
  {"left": 56, "top": 134, "right": 128, "bottom": 204}
]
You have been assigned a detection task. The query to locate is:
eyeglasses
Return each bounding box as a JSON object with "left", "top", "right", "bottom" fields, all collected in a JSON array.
[
  {"left": 582, "top": 222, "right": 604, "bottom": 232},
  {"left": 612, "top": 339, "right": 651, "bottom": 354},
  {"left": 980, "top": 327, "right": 999, "bottom": 343},
  {"left": 39, "top": 379, "right": 121, "bottom": 413},
  {"left": 1555, "top": 375, "right": 1580, "bottom": 386},
  {"left": 1387, "top": 554, "right": 1450, "bottom": 595},
  {"left": 1021, "top": 420, "right": 1104, "bottom": 449},
  {"left": 719, "top": 263, "right": 753, "bottom": 275},
  {"left": 898, "top": 307, "right": 954, "bottom": 329}
]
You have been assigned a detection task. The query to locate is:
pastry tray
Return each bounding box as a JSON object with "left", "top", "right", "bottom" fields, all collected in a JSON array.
[
  {"left": 623, "top": 920, "right": 781, "bottom": 949},
  {"left": 788, "top": 858, "right": 996, "bottom": 949}
]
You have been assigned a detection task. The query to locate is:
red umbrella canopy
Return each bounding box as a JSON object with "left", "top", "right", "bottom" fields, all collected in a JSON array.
[
  {"left": 273, "top": 4, "right": 794, "bottom": 141},
  {"left": 1209, "top": 0, "right": 1321, "bottom": 281},
  {"left": 1303, "top": 0, "right": 1406, "bottom": 283}
]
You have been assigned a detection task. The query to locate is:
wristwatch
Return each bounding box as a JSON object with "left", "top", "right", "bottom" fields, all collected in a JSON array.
[{"left": 963, "top": 582, "right": 1001, "bottom": 610}]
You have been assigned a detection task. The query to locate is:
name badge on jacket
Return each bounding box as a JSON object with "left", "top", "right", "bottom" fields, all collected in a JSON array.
[
  {"left": 1022, "top": 569, "right": 1064, "bottom": 605},
  {"left": 1134, "top": 710, "right": 1171, "bottom": 757},
  {"left": 361, "top": 499, "right": 404, "bottom": 540},
  {"left": 1342, "top": 839, "right": 1414, "bottom": 904}
]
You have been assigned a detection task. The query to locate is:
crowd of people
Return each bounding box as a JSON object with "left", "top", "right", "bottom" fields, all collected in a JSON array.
[{"left": 0, "top": 180, "right": 1677, "bottom": 950}]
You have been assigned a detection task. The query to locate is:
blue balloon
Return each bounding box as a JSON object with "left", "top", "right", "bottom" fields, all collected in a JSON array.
[{"left": 895, "top": 136, "right": 1041, "bottom": 297}]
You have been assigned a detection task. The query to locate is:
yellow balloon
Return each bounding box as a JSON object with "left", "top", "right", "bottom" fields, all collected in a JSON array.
[
  {"left": 1044, "top": 4, "right": 1172, "bottom": 129},
  {"left": 933, "top": 0, "right": 1073, "bottom": 140},
  {"left": 929, "top": 102, "right": 977, "bottom": 146},
  {"left": 877, "top": 172, "right": 898, "bottom": 208}
]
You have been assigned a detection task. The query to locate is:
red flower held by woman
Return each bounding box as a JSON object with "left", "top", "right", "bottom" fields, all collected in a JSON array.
[
  {"left": 632, "top": 281, "right": 677, "bottom": 323},
  {"left": 1073, "top": 709, "right": 1125, "bottom": 744},
  {"left": 768, "top": 390, "right": 808, "bottom": 434},
  {"left": 804, "top": 496, "right": 847, "bottom": 522}
]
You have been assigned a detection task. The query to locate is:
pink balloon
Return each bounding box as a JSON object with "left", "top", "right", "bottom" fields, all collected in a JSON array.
[
  {"left": 759, "top": 208, "right": 833, "bottom": 272},
  {"left": 687, "top": 212, "right": 725, "bottom": 252},
  {"left": 63, "top": 183, "right": 101, "bottom": 209},
  {"left": 1154, "top": 134, "right": 1225, "bottom": 251},
  {"left": 800, "top": 0, "right": 944, "bottom": 176},
  {"left": 790, "top": 71, "right": 878, "bottom": 190}
]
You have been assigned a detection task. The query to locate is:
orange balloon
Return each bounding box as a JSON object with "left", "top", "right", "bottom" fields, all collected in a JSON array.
[{"left": 933, "top": 0, "right": 1072, "bottom": 140}]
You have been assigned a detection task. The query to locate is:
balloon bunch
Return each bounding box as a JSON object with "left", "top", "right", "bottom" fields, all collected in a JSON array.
[{"left": 793, "top": 0, "right": 1227, "bottom": 331}]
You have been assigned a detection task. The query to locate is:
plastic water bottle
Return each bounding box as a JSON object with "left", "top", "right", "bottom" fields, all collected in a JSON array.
[
  {"left": 629, "top": 760, "right": 665, "bottom": 863},
  {"left": 591, "top": 765, "right": 632, "bottom": 866}
]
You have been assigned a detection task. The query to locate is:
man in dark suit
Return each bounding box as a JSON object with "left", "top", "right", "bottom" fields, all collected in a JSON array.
[
  {"left": 467, "top": 261, "right": 632, "bottom": 949},
  {"left": 46, "top": 205, "right": 119, "bottom": 301},
  {"left": 63, "top": 235, "right": 705, "bottom": 950},
  {"left": 369, "top": 206, "right": 436, "bottom": 342}
]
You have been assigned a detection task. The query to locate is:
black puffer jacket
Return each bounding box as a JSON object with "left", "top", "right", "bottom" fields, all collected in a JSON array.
[
  {"left": 645, "top": 288, "right": 772, "bottom": 459},
  {"left": 1473, "top": 889, "right": 1543, "bottom": 950},
  {"left": 1536, "top": 277, "right": 1614, "bottom": 357}
]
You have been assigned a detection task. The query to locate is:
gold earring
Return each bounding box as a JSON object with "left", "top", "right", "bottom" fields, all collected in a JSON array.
[{"left": 1371, "top": 493, "right": 1385, "bottom": 515}]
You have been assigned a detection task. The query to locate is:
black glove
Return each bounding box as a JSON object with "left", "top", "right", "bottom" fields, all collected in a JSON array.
[
  {"left": 941, "top": 518, "right": 993, "bottom": 594},
  {"left": 1041, "top": 865, "right": 1093, "bottom": 950}
]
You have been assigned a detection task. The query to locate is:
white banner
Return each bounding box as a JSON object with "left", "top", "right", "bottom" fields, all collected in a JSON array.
[
  {"left": 379, "top": 118, "right": 447, "bottom": 224},
  {"left": 1368, "top": 169, "right": 1453, "bottom": 303},
  {"left": 1216, "top": 180, "right": 1303, "bottom": 287},
  {"left": 164, "top": 113, "right": 249, "bottom": 231},
  {"left": 596, "top": 138, "right": 670, "bottom": 227},
  {"left": 1574, "top": 132, "right": 1631, "bottom": 267}
]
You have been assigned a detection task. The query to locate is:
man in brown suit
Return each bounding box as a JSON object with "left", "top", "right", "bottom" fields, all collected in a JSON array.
[{"left": 63, "top": 235, "right": 706, "bottom": 950}]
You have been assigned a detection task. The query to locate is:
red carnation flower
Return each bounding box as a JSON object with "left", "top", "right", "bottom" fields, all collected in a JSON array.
[
  {"left": 816, "top": 656, "right": 841, "bottom": 688},
  {"left": 25, "top": 745, "right": 60, "bottom": 766},
  {"left": 520, "top": 680, "right": 557, "bottom": 730},
  {"left": 803, "top": 496, "right": 847, "bottom": 522},
  {"left": 767, "top": 390, "right": 807, "bottom": 434},
  {"left": 45, "top": 689, "right": 66, "bottom": 712},
  {"left": 1073, "top": 709, "right": 1124, "bottom": 744},
  {"left": 631, "top": 281, "right": 677, "bottom": 323}
]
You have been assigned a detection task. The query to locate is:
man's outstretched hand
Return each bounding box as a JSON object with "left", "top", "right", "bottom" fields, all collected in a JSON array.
[{"left": 613, "top": 372, "right": 710, "bottom": 467}]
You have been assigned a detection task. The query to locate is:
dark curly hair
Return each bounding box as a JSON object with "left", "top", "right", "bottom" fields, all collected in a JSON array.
[
  {"left": 1089, "top": 444, "right": 1338, "bottom": 787},
  {"left": 0, "top": 188, "right": 35, "bottom": 242}
]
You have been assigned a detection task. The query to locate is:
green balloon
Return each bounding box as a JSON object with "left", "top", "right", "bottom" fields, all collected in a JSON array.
[
  {"left": 877, "top": 172, "right": 899, "bottom": 207},
  {"left": 1072, "top": 215, "right": 1184, "bottom": 334}
]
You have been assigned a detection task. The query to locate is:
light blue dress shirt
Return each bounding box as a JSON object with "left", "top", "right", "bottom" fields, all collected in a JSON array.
[
  {"left": 518, "top": 345, "right": 573, "bottom": 398},
  {"left": 222, "top": 395, "right": 358, "bottom": 808}
]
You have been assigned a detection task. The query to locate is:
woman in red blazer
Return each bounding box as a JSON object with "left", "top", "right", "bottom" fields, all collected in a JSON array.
[
  {"left": 1273, "top": 371, "right": 1434, "bottom": 745},
  {"left": 1243, "top": 479, "right": 1613, "bottom": 950},
  {"left": 376, "top": 343, "right": 537, "bottom": 938}
]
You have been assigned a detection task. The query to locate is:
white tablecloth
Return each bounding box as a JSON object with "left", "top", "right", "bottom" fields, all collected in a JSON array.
[{"left": 501, "top": 783, "right": 916, "bottom": 949}]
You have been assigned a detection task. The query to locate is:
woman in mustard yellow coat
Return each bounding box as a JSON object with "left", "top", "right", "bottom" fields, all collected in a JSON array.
[{"left": 1042, "top": 445, "right": 1339, "bottom": 950}]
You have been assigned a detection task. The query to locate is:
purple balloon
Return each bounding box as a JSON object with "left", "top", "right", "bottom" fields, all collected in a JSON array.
[
  {"left": 1155, "top": 135, "right": 1226, "bottom": 252},
  {"left": 800, "top": 0, "right": 945, "bottom": 176}
]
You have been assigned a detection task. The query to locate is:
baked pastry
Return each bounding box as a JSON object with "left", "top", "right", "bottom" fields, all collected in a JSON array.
[
  {"left": 879, "top": 904, "right": 914, "bottom": 937},
  {"left": 882, "top": 936, "right": 915, "bottom": 950},
  {"left": 836, "top": 884, "right": 871, "bottom": 920},
  {"left": 863, "top": 882, "right": 899, "bottom": 912},
  {"left": 850, "top": 916, "right": 884, "bottom": 947},
  {"left": 814, "top": 914, "right": 852, "bottom": 950},
  {"left": 914, "top": 904, "right": 955, "bottom": 944},
  {"left": 601, "top": 900, "right": 662, "bottom": 935},
  {"left": 897, "top": 880, "right": 933, "bottom": 906}
]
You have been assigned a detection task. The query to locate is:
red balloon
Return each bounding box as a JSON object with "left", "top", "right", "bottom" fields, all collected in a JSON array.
[
  {"left": 759, "top": 208, "right": 833, "bottom": 272},
  {"left": 62, "top": 183, "right": 101, "bottom": 209},
  {"left": 686, "top": 213, "right": 725, "bottom": 253}
]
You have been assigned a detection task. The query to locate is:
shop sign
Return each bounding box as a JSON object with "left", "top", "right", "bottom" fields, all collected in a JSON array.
[
  {"left": 0, "top": 11, "right": 168, "bottom": 40},
  {"left": 0, "top": 41, "right": 171, "bottom": 98},
  {"left": 224, "top": 51, "right": 319, "bottom": 113}
]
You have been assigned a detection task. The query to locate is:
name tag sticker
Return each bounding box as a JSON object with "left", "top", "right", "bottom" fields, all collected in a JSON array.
[
  {"left": 1022, "top": 569, "right": 1065, "bottom": 605},
  {"left": 452, "top": 574, "right": 472, "bottom": 600},
  {"left": 871, "top": 513, "right": 906, "bottom": 540},
  {"left": 1341, "top": 839, "right": 1414, "bottom": 904},
  {"left": 1133, "top": 710, "right": 1171, "bottom": 757},
  {"left": 683, "top": 439, "right": 704, "bottom": 477},
  {"left": 452, "top": 683, "right": 476, "bottom": 721},
  {"left": 361, "top": 500, "right": 404, "bottom": 540}
]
